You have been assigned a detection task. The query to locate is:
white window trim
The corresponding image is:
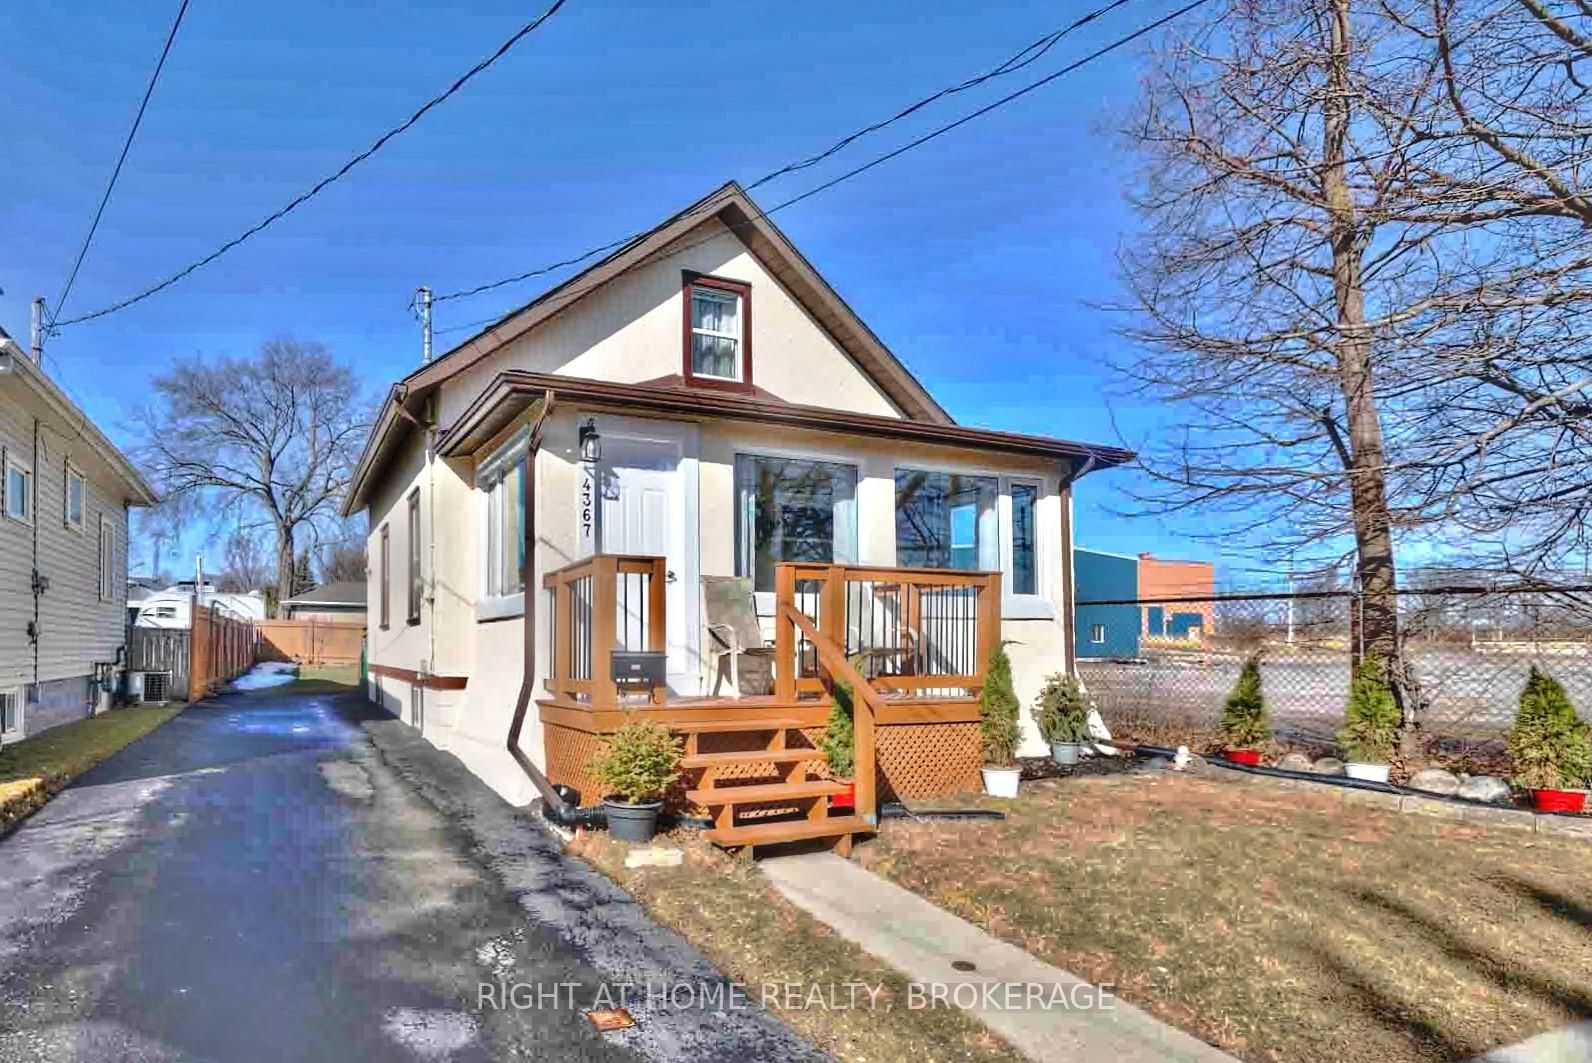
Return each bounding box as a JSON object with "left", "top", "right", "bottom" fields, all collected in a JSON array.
[
  {"left": 689, "top": 286, "right": 743, "bottom": 381},
  {"left": 64, "top": 463, "right": 85, "bottom": 531},
  {"left": 5, "top": 454, "right": 34, "bottom": 525},
  {"left": 1001, "top": 476, "right": 1053, "bottom": 619},
  {"left": 0, "top": 687, "right": 22, "bottom": 740},
  {"left": 98, "top": 515, "right": 116, "bottom": 602},
  {"left": 476, "top": 428, "right": 529, "bottom": 621}
]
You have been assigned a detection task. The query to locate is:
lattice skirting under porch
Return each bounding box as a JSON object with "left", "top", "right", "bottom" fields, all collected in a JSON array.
[{"left": 542, "top": 719, "right": 980, "bottom": 808}]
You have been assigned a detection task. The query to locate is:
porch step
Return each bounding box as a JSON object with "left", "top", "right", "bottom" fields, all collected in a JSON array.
[
  {"left": 680, "top": 748, "right": 824, "bottom": 770},
  {"left": 670, "top": 718, "right": 802, "bottom": 735},
  {"left": 704, "top": 814, "right": 872, "bottom": 849},
  {"left": 687, "top": 779, "right": 849, "bottom": 805}
]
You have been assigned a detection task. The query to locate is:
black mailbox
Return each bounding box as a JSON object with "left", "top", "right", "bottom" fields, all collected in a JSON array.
[{"left": 611, "top": 651, "right": 667, "bottom": 686}]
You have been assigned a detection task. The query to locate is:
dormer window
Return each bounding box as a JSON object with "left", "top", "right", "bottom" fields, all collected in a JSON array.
[{"left": 683, "top": 273, "right": 751, "bottom": 388}]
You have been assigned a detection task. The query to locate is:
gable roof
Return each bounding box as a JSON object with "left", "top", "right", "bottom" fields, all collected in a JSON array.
[
  {"left": 282, "top": 580, "right": 368, "bottom": 607},
  {"left": 403, "top": 181, "right": 952, "bottom": 423},
  {"left": 0, "top": 340, "right": 158, "bottom": 506}
]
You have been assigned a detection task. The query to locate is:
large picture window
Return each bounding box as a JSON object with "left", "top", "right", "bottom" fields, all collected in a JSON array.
[
  {"left": 894, "top": 469, "right": 998, "bottom": 571},
  {"left": 735, "top": 454, "right": 857, "bottom": 592},
  {"left": 479, "top": 431, "right": 528, "bottom": 603}
]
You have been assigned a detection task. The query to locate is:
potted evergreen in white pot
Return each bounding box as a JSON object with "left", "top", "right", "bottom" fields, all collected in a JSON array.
[
  {"left": 1339, "top": 658, "right": 1399, "bottom": 783},
  {"left": 588, "top": 716, "right": 683, "bottom": 842},
  {"left": 1035, "top": 673, "right": 1089, "bottom": 766},
  {"left": 980, "top": 643, "right": 1022, "bottom": 797},
  {"left": 1509, "top": 666, "right": 1591, "bottom": 813}
]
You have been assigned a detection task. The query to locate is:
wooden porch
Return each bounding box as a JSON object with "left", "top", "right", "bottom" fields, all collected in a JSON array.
[{"left": 538, "top": 554, "right": 1001, "bottom": 853}]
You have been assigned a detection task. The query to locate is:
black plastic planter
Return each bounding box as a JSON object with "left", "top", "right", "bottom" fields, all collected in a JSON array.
[{"left": 602, "top": 798, "right": 662, "bottom": 842}]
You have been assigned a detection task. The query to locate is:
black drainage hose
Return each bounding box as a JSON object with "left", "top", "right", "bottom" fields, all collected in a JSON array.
[{"left": 880, "top": 801, "right": 1006, "bottom": 821}]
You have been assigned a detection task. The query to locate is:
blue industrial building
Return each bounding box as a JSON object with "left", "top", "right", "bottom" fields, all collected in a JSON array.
[{"left": 1073, "top": 548, "right": 1142, "bottom": 659}]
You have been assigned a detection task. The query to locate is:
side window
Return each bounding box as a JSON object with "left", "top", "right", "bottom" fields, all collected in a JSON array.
[
  {"left": 407, "top": 488, "right": 422, "bottom": 623},
  {"left": 4, "top": 455, "right": 33, "bottom": 524},
  {"left": 65, "top": 466, "right": 85, "bottom": 529},
  {"left": 98, "top": 517, "right": 116, "bottom": 601},
  {"left": 379, "top": 524, "right": 391, "bottom": 629}
]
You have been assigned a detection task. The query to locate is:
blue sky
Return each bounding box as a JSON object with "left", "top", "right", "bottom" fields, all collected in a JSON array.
[{"left": 0, "top": 0, "right": 1257, "bottom": 582}]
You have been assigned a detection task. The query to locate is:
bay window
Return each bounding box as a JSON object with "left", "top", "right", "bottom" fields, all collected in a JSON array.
[{"left": 735, "top": 454, "right": 857, "bottom": 592}]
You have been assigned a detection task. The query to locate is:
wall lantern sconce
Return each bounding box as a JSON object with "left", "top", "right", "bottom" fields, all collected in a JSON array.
[{"left": 578, "top": 418, "right": 602, "bottom": 464}]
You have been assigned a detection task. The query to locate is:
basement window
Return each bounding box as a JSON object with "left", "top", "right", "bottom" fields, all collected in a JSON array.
[{"left": 0, "top": 689, "right": 19, "bottom": 739}]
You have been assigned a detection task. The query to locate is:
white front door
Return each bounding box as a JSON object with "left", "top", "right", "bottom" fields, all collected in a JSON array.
[{"left": 593, "top": 423, "right": 700, "bottom": 694}]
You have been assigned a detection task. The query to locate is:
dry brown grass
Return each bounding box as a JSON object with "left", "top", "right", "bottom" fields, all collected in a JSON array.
[
  {"left": 571, "top": 829, "right": 1024, "bottom": 1063},
  {"left": 859, "top": 772, "right": 1592, "bottom": 1063}
]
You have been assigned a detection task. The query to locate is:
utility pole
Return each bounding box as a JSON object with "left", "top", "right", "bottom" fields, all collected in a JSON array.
[
  {"left": 29, "top": 297, "right": 44, "bottom": 363},
  {"left": 414, "top": 285, "right": 433, "bottom": 364}
]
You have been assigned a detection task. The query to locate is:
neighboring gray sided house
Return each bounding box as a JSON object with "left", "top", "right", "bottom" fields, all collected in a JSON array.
[{"left": 1, "top": 329, "right": 157, "bottom": 739}]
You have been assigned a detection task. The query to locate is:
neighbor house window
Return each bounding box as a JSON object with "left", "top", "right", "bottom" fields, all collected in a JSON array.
[
  {"left": 1009, "top": 481, "right": 1038, "bottom": 596},
  {"left": 65, "top": 466, "right": 84, "bottom": 529},
  {"left": 4, "top": 456, "right": 32, "bottom": 524},
  {"left": 407, "top": 488, "right": 422, "bottom": 624},
  {"left": 478, "top": 429, "right": 528, "bottom": 607},
  {"left": 98, "top": 517, "right": 116, "bottom": 601},
  {"left": 735, "top": 454, "right": 857, "bottom": 593},
  {"left": 683, "top": 275, "right": 750, "bottom": 385},
  {"left": 379, "top": 524, "right": 390, "bottom": 629},
  {"left": 1090, "top": 623, "right": 1106, "bottom": 644},
  {"left": 0, "top": 689, "right": 20, "bottom": 739},
  {"left": 894, "top": 469, "right": 998, "bottom": 570}
]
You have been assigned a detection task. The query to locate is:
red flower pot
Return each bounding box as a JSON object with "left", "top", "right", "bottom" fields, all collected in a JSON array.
[
  {"left": 1530, "top": 788, "right": 1587, "bottom": 814},
  {"left": 1225, "top": 749, "right": 1263, "bottom": 766},
  {"left": 829, "top": 779, "right": 856, "bottom": 811}
]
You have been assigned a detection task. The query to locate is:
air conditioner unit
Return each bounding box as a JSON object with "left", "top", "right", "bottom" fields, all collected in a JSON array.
[{"left": 140, "top": 671, "right": 173, "bottom": 704}]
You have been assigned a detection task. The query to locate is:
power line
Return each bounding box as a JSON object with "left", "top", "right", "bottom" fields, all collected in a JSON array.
[
  {"left": 436, "top": 0, "right": 1140, "bottom": 305},
  {"left": 52, "top": 0, "right": 570, "bottom": 330},
  {"left": 47, "top": 0, "right": 192, "bottom": 332},
  {"left": 432, "top": 0, "right": 1215, "bottom": 339}
]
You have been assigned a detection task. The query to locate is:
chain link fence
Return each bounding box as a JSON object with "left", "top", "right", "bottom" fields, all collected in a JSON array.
[{"left": 1076, "top": 584, "right": 1592, "bottom": 761}]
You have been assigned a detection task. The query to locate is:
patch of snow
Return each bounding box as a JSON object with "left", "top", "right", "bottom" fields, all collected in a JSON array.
[
  {"left": 381, "top": 1008, "right": 480, "bottom": 1060},
  {"left": 230, "top": 662, "right": 299, "bottom": 691}
]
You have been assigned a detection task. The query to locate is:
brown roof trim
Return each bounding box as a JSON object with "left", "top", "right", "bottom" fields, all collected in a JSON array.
[
  {"left": 437, "top": 370, "right": 1135, "bottom": 467},
  {"left": 396, "top": 181, "right": 951, "bottom": 424}
]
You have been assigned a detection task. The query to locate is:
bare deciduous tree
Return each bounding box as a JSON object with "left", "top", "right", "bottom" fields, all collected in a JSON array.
[
  {"left": 136, "top": 339, "right": 369, "bottom": 617},
  {"left": 1115, "top": 0, "right": 1591, "bottom": 745},
  {"left": 318, "top": 540, "right": 368, "bottom": 583}
]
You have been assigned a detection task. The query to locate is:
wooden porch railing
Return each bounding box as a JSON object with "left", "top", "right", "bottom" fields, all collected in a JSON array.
[
  {"left": 773, "top": 562, "right": 1001, "bottom": 825},
  {"left": 543, "top": 554, "right": 667, "bottom": 708},
  {"left": 773, "top": 563, "right": 1002, "bottom": 701}
]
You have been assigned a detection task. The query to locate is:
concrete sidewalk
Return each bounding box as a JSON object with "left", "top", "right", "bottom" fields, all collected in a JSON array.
[{"left": 762, "top": 851, "right": 1236, "bottom": 1063}]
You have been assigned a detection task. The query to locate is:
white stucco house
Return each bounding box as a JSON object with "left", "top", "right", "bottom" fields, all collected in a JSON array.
[
  {"left": 1, "top": 329, "right": 157, "bottom": 740},
  {"left": 342, "top": 183, "right": 1130, "bottom": 844}
]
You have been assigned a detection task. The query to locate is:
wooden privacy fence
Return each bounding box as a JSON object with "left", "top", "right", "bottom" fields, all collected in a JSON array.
[
  {"left": 189, "top": 604, "right": 256, "bottom": 700},
  {"left": 255, "top": 619, "right": 366, "bottom": 665}
]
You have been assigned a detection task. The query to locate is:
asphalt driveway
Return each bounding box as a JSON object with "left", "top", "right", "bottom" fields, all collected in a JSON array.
[{"left": 0, "top": 682, "right": 820, "bottom": 1063}]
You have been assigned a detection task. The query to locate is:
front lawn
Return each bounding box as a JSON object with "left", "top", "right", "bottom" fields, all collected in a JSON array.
[
  {"left": 0, "top": 703, "right": 184, "bottom": 832},
  {"left": 858, "top": 771, "right": 1592, "bottom": 1063},
  {"left": 572, "top": 829, "right": 1022, "bottom": 1063}
]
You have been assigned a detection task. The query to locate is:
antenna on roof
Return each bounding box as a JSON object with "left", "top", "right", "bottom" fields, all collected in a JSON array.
[{"left": 30, "top": 297, "right": 44, "bottom": 363}]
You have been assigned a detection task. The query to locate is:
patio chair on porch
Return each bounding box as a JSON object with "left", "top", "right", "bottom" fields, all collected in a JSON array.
[{"left": 702, "top": 576, "right": 775, "bottom": 696}]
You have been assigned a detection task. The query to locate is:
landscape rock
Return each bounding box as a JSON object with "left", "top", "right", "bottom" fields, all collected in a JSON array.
[
  {"left": 624, "top": 847, "right": 684, "bottom": 869},
  {"left": 1277, "top": 753, "right": 1314, "bottom": 772},
  {"left": 1311, "top": 757, "right": 1346, "bottom": 776},
  {"left": 1456, "top": 775, "right": 1512, "bottom": 804},
  {"left": 1408, "top": 768, "right": 1462, "bottom": 796}
]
